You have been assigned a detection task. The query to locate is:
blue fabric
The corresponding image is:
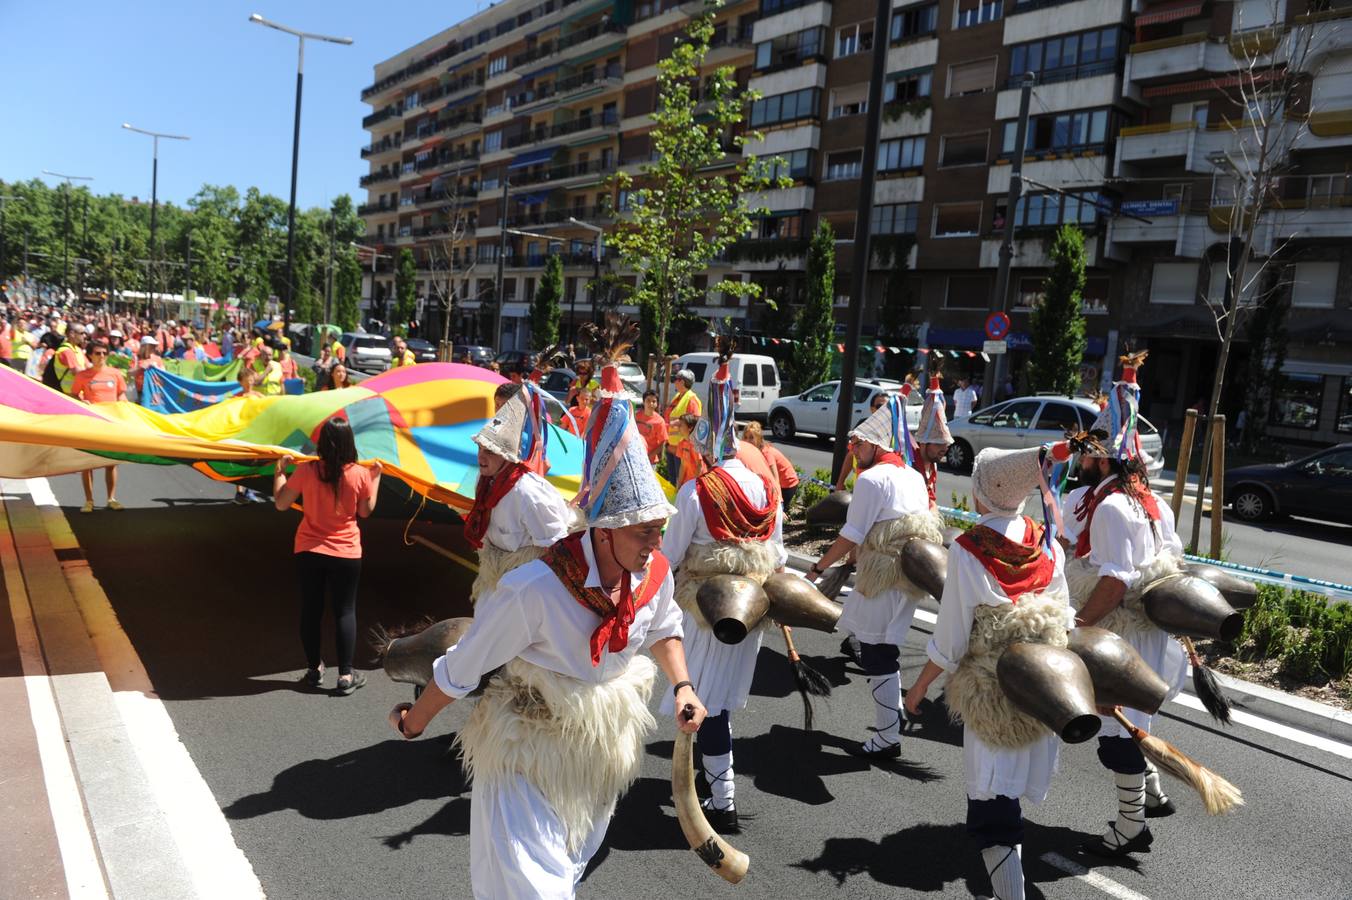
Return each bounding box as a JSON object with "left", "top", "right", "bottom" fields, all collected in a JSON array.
[
  {"left": 859, "top": 641, "right": 901, "bottom": 675},
  {"left": 967, "top": 796, "right": 1024, "bottom": 849},
  {"left": 698, "top": 711, "right": 732, "bottom": 756},
  {"left": 140, "top": 366, "right": 241, "bottom": 414},
  {"left": 1097, "top": 735, "right": 1147, "bottom": 774}
]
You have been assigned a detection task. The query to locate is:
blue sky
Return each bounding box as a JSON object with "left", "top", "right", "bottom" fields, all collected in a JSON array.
[{"left": 2, "top": 0, "right": 482, "bottom": 210}]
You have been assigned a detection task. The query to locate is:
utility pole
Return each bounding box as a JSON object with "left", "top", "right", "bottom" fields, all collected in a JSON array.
[
  {"left": 42, "top": 171, "right": 93, "bottom": 301},
  {"left": 79, "top": 194, "right": 89, "bottom": 301},
  {"left": 981, "top": 72, "right": 1035, "bottom": 408},
  {"left": 123, "top": 125, "right": 189, "bottom": 319},
  {"left": 493, "top": 177, "right": 509, "bottom": 350},
  {"left": 0, "top": 195, "right": 20, "bottom": 280},
  {"left": 830, "top": 0, "right": 891, "bottom": 479}
]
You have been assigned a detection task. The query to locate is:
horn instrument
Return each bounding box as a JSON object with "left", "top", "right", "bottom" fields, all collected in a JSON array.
[
  {"left": 673, "top": 705, "right": 749, "bottom": 884},
  {"left": 696, "top": 575, "right": 770, "bottom": 645},
  {"left": 1067, "top": 626, "right": 1169, "bottom": 715},
  {"left": 995, "top": 643, "right": 1101, "bottom": 744}
]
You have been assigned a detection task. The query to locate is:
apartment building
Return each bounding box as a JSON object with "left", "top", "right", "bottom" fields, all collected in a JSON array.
[{"left": 360, "top": 0, "right": 1352, "bottom": 445}]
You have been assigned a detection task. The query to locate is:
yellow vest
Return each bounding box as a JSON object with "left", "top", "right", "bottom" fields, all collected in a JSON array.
[
  {"left": 666, "top": 389, "right": 699, "bottom": 448},
  {"left": 54, "top": 342, "right": 87, "bottom": 394},
  {"left": 253, "top": 359, "right": 283, "bottom": 395},
  {"left": 392, "top": 348, "right": 416, "bottom": 368}
]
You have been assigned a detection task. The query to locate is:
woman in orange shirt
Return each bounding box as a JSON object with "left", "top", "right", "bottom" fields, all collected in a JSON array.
[
  {"left": 71, "top": 341, "right": 127, "bottom": 513},
  {"left": 672, "top": 413, "right": 705, "bottom": 486},
  {"left": 743, "top": 420, "right": 800, "bottom": 508},
  {"left": 633, "top": 389, "right": 669, "bottom": 464},
  {"left": 272, "top": 418, "right": 383, "bottom": 695}
]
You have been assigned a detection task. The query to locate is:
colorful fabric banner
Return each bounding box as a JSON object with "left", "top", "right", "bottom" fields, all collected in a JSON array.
[{"left": 141, "top": 366, "right": 242, "bottom": 414}]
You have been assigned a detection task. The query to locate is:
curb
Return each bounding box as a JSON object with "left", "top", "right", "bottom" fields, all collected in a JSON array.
[{"left": 784, "top": 550, "right": 1352, "bottom": 748}]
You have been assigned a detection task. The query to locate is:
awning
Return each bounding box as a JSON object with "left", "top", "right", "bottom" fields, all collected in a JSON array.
[
  {"left": 1135, "top": 2, "right": 1203, "bottom": 26},
  {"left": 570, "top": 41, "right": 625, "bottom": 67},
  {"left": 519, "top": 191, "right": 552, "bottom": 205},
  {"left": 1142, "top": 70, "right": 1275, "bottom": 97},
  {"left": 447, "top": 52, "right": 483, "bottom": 74},
  {"left": 418, "top": 135, "right": 446, "bottom": 152},
  {"left": 560, "top": 0, "right": 611, "bottom": 27},
  {"left": 520, "top": 63, "right": 563, "bottom": 81},
  {"left": 509, "top": 146, "right": 560, "bottom": 169},
  {"left": 443, "top": 93, "right": 478, "bottom": 111},
  {"left": 566, "top": 132, "right": 614, "bottom": 148}
]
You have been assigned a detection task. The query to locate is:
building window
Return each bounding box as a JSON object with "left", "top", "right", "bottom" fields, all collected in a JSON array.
[
  {"left": 1307, "top": 174, "right": 1352, "bottom": 208},
  {"left": 1006, "top": 191, "right": 1104, "bottom": 228},
  {"left": 879, "top": 136, "right": 926, "bottom": 171},
  {"left": 754, "top": 27, "right": 826, "bottom": 72},
  {"left": 830, "top": 85, "right": 869, "bottom": 119},
  {"left": 933, "top": 202, "right": 983, "bottom": 238},
  {"left": 885, "top": 68, "right": 933, "bottom": 104},
  {"left": 760, "top": 148, "right": 816, "bottom": 182},
  {"left": 1149, "top": 262, "right": 1198, "bottom": 304},
  {"left": 871, "top": 203, "right": 919, "bottom": 235},
  {"left": 940, "top": 131, "right": 988, "bottom": 167},
  {"left": 477, "top": 244, "right": 500, "bottom": 262},
  {"left": 750, "top": 88, "right": 821, "bottom": 127},
  {"left": 1208, "top": 261, "right": 1260, "bottom": 307},
  {"left": 955, "top": 0, "right": 1003, "bottom": 29},
  {"left": 1290, "top": 261, "right": 1339, "bottom": 307},
  {"left": 948, "top": 58, "right": 997, "bottom": 96},
  {"left": 824, "top": 212, "right": 857, "bottom": 240},
  {"left": 484, "top": 130, "right": 503, "bottom": 153},
  {"left": 1338, "top": 377, "right": 1352, "bottom": 434},
  {"left": 824, "top": 149, "right": 863, "bottom": 181},
  {"left": 945, "top": 274, "right": 990, "bottom": 308},
  {"left": 1003, "top": 108, "right": 1112, "bottom": 154},
  {"left": 1009, "top": 28, "right": 1121, "bottom": 87},
  {"left": 836, "top": 22, "right": 874, "bottom": 57},
  {"left": 1270, "top": 372, "right": 1323, "bottom": 429},
  {"left": 891, "top": 2, "right": 939, "bottom": 42},
  {"left": 752, "top": 211, "right": 806, "bottom": 240},
  {"left": 488, "top": 55, "right": 507, "bottom": 76}
]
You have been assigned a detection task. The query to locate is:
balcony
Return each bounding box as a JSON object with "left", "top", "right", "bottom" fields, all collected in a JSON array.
[
  {"left": 363, "top": 105, "right": 400, "bottom": 129},
  {"left": 361, "top": 136, "right": 403, "bottom": 159},
  {"left": 980, "top": 236, "right": 1101, "bottom": 268},
  {"left": 510, "top": 157, "right": 617, "bottom": 188},
  {"left": 505, "top": 109, "right": 619, "bottom": 150},
  {"left": 359, "top": 168, "right": 399, "bottom": 187},
  {"left": 509, "top": 21, "right": 628, "bottom": 70},
  {"left": 1105, "top": 210, "right": 1209, "bottom": 259},
  {"left": 1003, "top": 0, "right": 1124, "bottom": 43},
  {"left": 508, "top": 64, "right": 624, "bottom": 114},
  {"left": 1124, "top": 32, "right": 1234, "bottom": 85},
  {"left": 357, "top": 200, "right": 395, "bottom": 216},
  {"left": 409, "top": 185, "right": 479, "bottom": 208},
  {"left": 505, "top": 204, "right": 613, "bottom": 228}
]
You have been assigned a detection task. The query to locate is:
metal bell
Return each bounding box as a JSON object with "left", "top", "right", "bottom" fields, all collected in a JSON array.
[
  {"left": 763, "top": 572, "right": 842, "bottom": 632},
  {"left": 900, "top": 538, "right": 948, "bottom": 600},
  {"left": 996, "top": 642, "right": 1101, "bottom": 744},
  {"left": 805, "top": 490, "right": 851, "bottom": 526},
  {"left": 1184, "top": 563, "right": 1258, "bottom": 611},
  {"left": 1068, "top": 626, "right": 1169, "bottom": 715},
  {"left": 696, "top": 574, "right": 771, "bottom": 645},
  {"left": 378, "top": 617, "right": 474, "bottom": 687},
  {"left": 1142, "top": 574, "right": 1243, "bottom": 641}
]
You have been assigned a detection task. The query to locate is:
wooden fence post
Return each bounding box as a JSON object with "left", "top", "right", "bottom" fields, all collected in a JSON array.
[
  {"left": 1210, "top": 413, "right": 1226, "bottom": 560},
  {"left": 1171, "top": 409, "right": 1198, "bottom": 522}
]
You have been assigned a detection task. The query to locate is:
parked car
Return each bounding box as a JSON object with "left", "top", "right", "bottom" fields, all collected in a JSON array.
[
  {"left": 494, "top": 349, "right": 534, "bottom": 371},
  {"left": 541, "top": 364, "right": 646, "bottom": 404},
  {"left": 1224, "top": 443, "right": 1352, "bottom": 523},
  {"left": 671, "top": 352, "right": 781, "bottom": 418},
  {"left": 405, "top": 338, "right": 439, "bottom": 363},
  {"left": 452, "top": 344, "right": 494, "bottom": 366},
  {"left": 946, "top": 395, "right": 1164, "bottom": 475},
  {"left": 767, "top": 380, "right": 923, "bottom": 441},
  {"left": 338, "top": 332, "right": 393, "bottom": 373}
]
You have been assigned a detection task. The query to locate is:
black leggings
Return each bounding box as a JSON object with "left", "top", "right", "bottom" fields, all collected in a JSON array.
[{"left": 296, "top": 551, "right": 361, "bottom": 676}]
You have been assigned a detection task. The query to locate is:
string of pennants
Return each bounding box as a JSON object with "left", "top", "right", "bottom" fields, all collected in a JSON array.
[{"left": 711, "top": 332, "right": 991, "bottom": 361}]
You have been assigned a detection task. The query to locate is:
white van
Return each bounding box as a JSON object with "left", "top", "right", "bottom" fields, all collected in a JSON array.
[{"left": 671, "top": 352, "right": 782, "bottom": 418}]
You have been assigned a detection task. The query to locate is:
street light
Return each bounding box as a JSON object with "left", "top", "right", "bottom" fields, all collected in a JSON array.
[
  {"left": 41, "top": 170, "right": 93, "bottom": 300},
  {"left": 249, "top": 13, "right": 353, "bottom": 333},
  {"left": 568, "top": 216, "right": 604, "bottom": 342},
  {"left": 122, "top": 124, "right": 189, "bottom": 318}
]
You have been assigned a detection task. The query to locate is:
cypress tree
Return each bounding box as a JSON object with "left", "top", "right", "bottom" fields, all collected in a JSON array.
[
  {"left": 1027, "top": 223, "right": 1088, "bottom": 396},
  {"left": 787, "top": 219, "right": 836, "bottom": 392}
]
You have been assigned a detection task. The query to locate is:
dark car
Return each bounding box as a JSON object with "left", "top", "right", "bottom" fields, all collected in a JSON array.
[
  {"left": 1224, "top": 443, "right": 1352, "bottom": 523},
  {"left": 495, "top": 349, "right": 534, "bottom": 372},
  {"left": 405, "top": 338, "right": 439, "bottom": 363},
  {"left": 452, "top": 344, "right": 494, "bottom": 366}
]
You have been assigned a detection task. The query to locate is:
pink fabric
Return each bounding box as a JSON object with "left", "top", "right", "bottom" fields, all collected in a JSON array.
[{"left": 0, "top": 366, "right": 103, "bottom": 417}]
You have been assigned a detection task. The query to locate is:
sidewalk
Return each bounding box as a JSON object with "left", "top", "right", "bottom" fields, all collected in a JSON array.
[{"left": 0, "top": 480, "right": 247, "bottom": 900}]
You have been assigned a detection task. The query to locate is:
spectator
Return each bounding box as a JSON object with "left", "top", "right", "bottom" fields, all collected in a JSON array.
[
  {"left": 563, "top": 385, "right": 593, "bottom": 435},
  {"left": 664, "top": 369, "right": 702, "bottom": 478},
  {"left": 634, "top": 390, "right": 669, "bottom": 464},
  {"left": 328, "top": 364, "right": 353, "bottom": 391},
  {"left": 272, "top": 418, "right": 382, "bottom": 695},
  {"left": 672, "top": 413, "right": 705, "bottom": 486},
  {"left": 952, "top": 377, "right": 980, "bottom": 420},
  {"left": 0, "top": 316, "right": 13, "bottom": 368},
  {"left": 391, "top": 336, "right": 416, "bottom": 368},
  {"left": 488, "top": 361, "right": 501, "bottom": 374},
  {"left": 51, "top": 326, "right": 89, "bottom": 394},
  {"left": 313, "top": 343, "right": 336, "bottom": 391},
  {"left": 276, "top": 344, "right": 299, "bottom": 381},
  {"left": 133, "top": 337, "right": 164, "bottom": 400},
  {"left": 252, "top": 345, "right": 284, "bottom": 396},
  {"left": 221, "top": 327, "right": 235, "bottom": 361},
  {"left": 233, "top": 369, "right": 268, "bottom": 504},
  {"left": 10, "top": 319, "right": 34, "bottom": 371},
  {"left": 835, "top": 390, "right": 891, "bottom": 490},
  {"left": 180, "top": 334, "right": 205, "bottom": 362},
  {"left": 493, "top": 382, "right": 522, "bottom": 412},
  {"left": 32, "top": 330, "right": 63, "bottom": 382},
  {"left": 743, "top": 420, "right": 800, "bottom": 508},
  {"left": 70, "top": 341, "right": 126, "bottom": 513}
]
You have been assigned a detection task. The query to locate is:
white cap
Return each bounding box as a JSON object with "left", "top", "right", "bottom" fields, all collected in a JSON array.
[{"left": 109, "top": 329, "right": 122, "bottom": 338}]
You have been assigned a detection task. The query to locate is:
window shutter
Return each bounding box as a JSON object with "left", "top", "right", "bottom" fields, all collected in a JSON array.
[{"left": 949, "top": 59, "right": 995, "bottom": 96}]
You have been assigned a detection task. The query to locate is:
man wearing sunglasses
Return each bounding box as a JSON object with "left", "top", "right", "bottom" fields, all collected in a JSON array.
[{"left": 70, "top": 341, "right": 127, "bottom": 513}]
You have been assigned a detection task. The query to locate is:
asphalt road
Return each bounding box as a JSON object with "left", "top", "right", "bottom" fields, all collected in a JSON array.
[
  {"left": 770, "top": 433, "right": 1352, "bottom": 587},
  {"left": 50, "top": 463, "right": 1352, "bottom": 900}
]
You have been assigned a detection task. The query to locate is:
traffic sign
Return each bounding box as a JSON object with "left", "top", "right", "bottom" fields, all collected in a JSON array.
[
  {"left": 983, "top": 340, "right": 1007, "bottom": 354},
  {"left": 985, "top": 312, "right": 1011, "bottom": 340}
]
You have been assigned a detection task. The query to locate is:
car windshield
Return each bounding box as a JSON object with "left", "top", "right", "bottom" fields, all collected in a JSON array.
[{"left": 354, "top": 337, "right": 386, "bottom": 349}]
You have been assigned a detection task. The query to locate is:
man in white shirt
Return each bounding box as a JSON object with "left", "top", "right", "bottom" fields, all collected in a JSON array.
[
  {"left": 952, "top": 376, "right": 980, "bottom": 419},
  {"left": 660, "top": 342, "right": 784, "bottom": 833},
  {"left": 463, "top": 382, "right": 577, "bottom": 602},
  {"left": 389, "top": 341, "right": 706, "bottom": 900},
  {"left": 807, "top": 396, "right": 940, "bottom": 758}
]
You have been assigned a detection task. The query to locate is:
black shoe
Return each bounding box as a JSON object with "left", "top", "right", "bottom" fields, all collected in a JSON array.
[
  {"left": 840, "top": 635, "right": 862, "bottom": 663},
  {"left": 1079, "top": 825, "right": 1153, "bottom": 858},
  {"left": 301, "top": 667, "right": 324, "bottom": 688},
  {"left": 846, "top": 740, "right": 902, "bottom": 760},
  {"left": 1145, "top": 798, "right": 1176, "bottom": 818},
  {"left": 701, "top": 803, "right": 740, "bottom": 835}
]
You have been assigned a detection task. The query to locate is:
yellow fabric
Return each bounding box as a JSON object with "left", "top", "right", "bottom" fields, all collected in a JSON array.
[{"left": 666, "top": 389, "right": 698, "bottom": 448}]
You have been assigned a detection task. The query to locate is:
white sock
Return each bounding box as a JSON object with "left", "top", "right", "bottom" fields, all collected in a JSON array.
[
  {"left": 1103, "top": 772, "right": 1146, "bottom": 846},
  {"left": 981, "top": 844, "right": 1024, "bottom": 900},
  {"left": 862, "top": 673, "right": 902, "bottom": 751},
  {"left": 701, "top": 750, "right": 735, "bottom": 811},
  {"left": 1143, "top": 762, "right": 1170, "bottom": 808}
]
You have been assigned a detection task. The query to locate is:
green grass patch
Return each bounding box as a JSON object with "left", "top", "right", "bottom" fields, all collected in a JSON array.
[{"left": 1231, "top": 583, "right": 1352, "bottom": 681}]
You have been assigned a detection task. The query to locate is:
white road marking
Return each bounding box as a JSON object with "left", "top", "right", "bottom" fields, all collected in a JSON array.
[
  {"left": 27, "top": 479, "right": 266, "bottom": 900},
  {"left": 805, "top": 570, "right": 1352, "bottom": 760},
  {"left": 1041, "top": 852, "right": 1152, "bottom": 900}
]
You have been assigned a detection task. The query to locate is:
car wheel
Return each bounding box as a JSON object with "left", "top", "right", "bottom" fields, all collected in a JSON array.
[
  {"left": 946, "top": 439, "right": 974, "bottom": 473},
  {"left": 769, "top": 411, "right": 795, "bottom": 441},
  {"left": 1231, "top": 487, "right": 1271, "bottom": 522}
]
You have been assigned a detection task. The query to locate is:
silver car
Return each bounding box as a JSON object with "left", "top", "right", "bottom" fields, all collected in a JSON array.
[{"left": 945, "top": 395, "right": 1164, "bottom": 475}]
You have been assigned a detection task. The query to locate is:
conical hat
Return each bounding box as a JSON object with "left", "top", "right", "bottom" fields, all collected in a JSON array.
[
  {"left": 473, "top": 387, "right": 529, "bottom": 464},
  {"left": 697, "top": 337, "right": 738, "bottom": 462},
  {"left": 849, "top": 394, "right": 914, "bottom": 465},
  {"left": 972, "top": 446, "right": 1044, "bottom": 516},
  {"left": 1087, "top": 350, "right": 1150, "bottom": 464},
  {"left": 916, "top": 374, "right": 953, "bottom": 446}
]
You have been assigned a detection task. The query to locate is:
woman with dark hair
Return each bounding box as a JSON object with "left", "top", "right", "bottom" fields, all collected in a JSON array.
[{"left": 273, "top": 418, "right": 383, "bottom": 694}]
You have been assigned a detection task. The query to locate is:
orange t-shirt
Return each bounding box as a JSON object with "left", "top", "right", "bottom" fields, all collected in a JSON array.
[
  {"left": 287, "top": 461, "right": 376, "bottom": 558},
  {"left": 676, "top": 438, "right": 704, "bottom": 487},
  {"left": 633, "top": 411, "right": 669, "bottom": 459},
  {"left": 564, "top": 405, "right": 592, "bottom": 435},
  {"left": 760, "top": 443, "right": 800, "bottom": 489},
  {"left": 71, "top": 367, "right": 126, "bottom": 404}
]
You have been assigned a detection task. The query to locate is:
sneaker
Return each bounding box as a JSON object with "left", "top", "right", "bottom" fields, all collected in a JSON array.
[
  {"left": 335, "top": 672, "right": 367, "bottom": 696},
  {"left": 233, "top": 491, "right": 249, "bottom": 506},
  {"left": 301, "top": 667, "right": 325, "bottom": 689},
  {"left": 106, "top": 499, "right": 124, "bottom": 511},
  {"left": 245, "top": 489, "right": 268, "bottom": 504},
  {"left": 80, "top": 501, "right": 94, "bottom": 514}
]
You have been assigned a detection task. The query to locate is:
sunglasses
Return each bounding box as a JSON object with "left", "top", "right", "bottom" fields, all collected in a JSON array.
[{"left": 90, "top": 351, "right": 108, "bottom": 357}]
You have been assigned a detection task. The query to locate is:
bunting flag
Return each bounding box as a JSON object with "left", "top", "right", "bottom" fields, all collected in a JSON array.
[
  {"left": 0, "top": 363, "right": 589, "bottom": 512},
  {"left": 705, "top": 331, "right": 994, "bottom": 358}
]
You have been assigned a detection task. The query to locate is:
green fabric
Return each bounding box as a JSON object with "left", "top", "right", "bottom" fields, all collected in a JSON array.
[{"left": 162, "top": 357, "right": 244, "bottom": 382}]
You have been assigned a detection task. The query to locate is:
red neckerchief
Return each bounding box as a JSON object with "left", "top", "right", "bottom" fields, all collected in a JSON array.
[
  {"left": 956, "top": 517, "right": 1055, "bottom": 601},
  {"left": 916, "top": 459, "right": 938, "bottom": 507},
  {"left": 1073, "top": 478, "right": 1160, "bottom": 559},
  {"left": 541, "top": 533, "right": 671, "bottom": 665},
  {"left": 695, "top": 466, "right": 776, "bottom": 542},
  {"left": 871, "top": 450, "right": 908, "bottom": 468},
  {"left": 462, "top": 463, "right": 529, "bottom": 549}
]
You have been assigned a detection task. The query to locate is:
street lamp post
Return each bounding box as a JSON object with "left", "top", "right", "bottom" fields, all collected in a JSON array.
[
  {"left": 249, "top": 13, "right": 353, "bottom": 333},
  {"left": 41, "top": 170, "right": 93, "bottom": 300},
  {"left": 122, "top": 124, "right": 189, "bottom": 318}
]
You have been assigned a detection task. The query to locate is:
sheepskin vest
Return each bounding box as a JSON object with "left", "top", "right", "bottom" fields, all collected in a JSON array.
[
  {"left": 1064, "top": 552, "right": 1182, "bottom": 640},
  {"left": 456, "top": 655, "right": 657, "bottom": 853},
  {"left": 470, "top": 507, "right": 587, "bottom": 603},
  {"left": 854, "top": 509, "right": 946, "bottom": 598},
  {"left": 673, "top": 540, "right": 778, "bottom": 631},
  {"left": 944, "top": 591, "right": 1072, "bottom": 748}
]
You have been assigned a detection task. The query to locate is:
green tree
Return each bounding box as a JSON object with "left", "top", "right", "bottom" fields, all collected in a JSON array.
[
  {"left": 186, "top": 185, "right": 239, "bottom": 305},
  {"left": 531, "top": 253, "right": 563, "bottom": 347},
  {"left": 333, "top": 251, "right": 363, "bottom": 333},
  {"left": 786, "top": 220, "right": 836, "bottom": 392},
  {"left": 608, "top": 0, "right": 784, "bottom": 363},
  {"left": 393, "top": 248, "right": 418, "bottom": 336},
  {"left": 1027, "top": 223, "right": 1088, "bottom": 396}
]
